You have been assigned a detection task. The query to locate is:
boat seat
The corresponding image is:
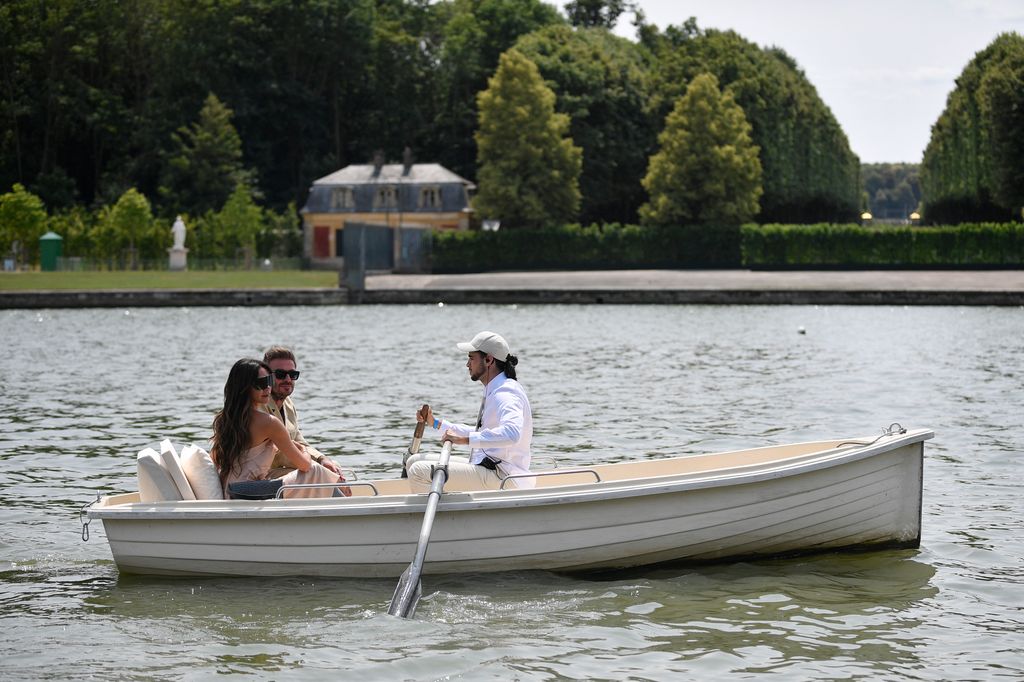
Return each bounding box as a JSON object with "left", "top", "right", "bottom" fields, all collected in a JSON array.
[
  {"left": 180, "top": 444, "right": 224, "bottom": 500},
  {"left": 159, "top": 439, "right": 197, "bottom": 501},
  {"left": 137, "top": 440, "right": 220, "bottom": 502},
  {"left": 137, "top": 447, "right": 183, "bottom": 502}
]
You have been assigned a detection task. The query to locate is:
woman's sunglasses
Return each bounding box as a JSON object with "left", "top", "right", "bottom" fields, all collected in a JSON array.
[
  {"left": 253, "top": 375, "right": 274, "bottom": 390},
  {"left": 272, "top": 369, "right": 300, "bottom": 381}
]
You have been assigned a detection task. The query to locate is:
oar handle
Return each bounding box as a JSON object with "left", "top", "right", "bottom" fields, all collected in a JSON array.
[{"left": 405, "top": 404, "right": 430, "bottom": 462}]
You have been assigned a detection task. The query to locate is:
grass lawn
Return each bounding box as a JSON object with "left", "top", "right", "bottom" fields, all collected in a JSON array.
[{"left": 0, "top": 270, "right": 339, "bottom": 291}]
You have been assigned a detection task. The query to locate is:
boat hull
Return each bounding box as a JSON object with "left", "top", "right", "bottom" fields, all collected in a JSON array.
[{"left": 89, "top": 430, "right": 928, "bottom": 577}]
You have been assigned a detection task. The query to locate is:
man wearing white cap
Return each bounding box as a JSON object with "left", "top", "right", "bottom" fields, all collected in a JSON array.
[{"left": 409, "top": 331, "right": 533, "bottom": 491}]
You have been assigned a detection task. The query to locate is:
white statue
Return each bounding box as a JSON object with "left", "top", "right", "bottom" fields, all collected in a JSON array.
[{"left": 171, "top": 216, "right": 187, "bottom": 250}]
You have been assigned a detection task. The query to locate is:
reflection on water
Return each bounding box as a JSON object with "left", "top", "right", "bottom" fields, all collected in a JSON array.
[{"left": 1, "top": 304, "right": 1022, "bottom": 679}]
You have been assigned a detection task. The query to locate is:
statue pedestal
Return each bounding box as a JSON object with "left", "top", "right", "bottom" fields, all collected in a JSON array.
[{"left": 168, "top": 247, "right": 189, "bottom": 271}]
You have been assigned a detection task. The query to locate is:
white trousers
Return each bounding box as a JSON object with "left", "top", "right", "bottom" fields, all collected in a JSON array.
[{"left": 406, "top": 452, "right": 505, "bottom": 493}]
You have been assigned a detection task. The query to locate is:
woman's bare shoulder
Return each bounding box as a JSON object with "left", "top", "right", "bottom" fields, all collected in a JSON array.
[{"left": 249, "top": 409, "right": 279, "bottom": 432}]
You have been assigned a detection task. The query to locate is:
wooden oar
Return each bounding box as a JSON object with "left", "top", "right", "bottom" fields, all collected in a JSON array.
[
  {"left": 388, "top": 439, "right": 453, "bottom": 618},
  {"left": 401, "top": 404, "right": 430, "bottom": 478}
]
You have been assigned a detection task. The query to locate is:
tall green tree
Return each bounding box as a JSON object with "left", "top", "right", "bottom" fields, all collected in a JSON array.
[
  {"left": 159, "top": 93, "right": 254, "bottom": 216},
  {"left": 474, "top": 49, "right": 582, "bottom": 228},
  {"left": 516, "top": 25, "right": 654, "bottom": 225},
  {"left": 922, "top": 32, "right": 1024, "bottom": 222},
  {"left": 647, "top": 24, "right": 859, "bottom": 223},
  {"left": 432, "top": 0, "right": 564, "bottom": 179},
  {"left": 0, "top": 183, "right": 47, "bottom": 265},
  {"left": 640, "top": 73, "right": 762, "bottom": 227}
]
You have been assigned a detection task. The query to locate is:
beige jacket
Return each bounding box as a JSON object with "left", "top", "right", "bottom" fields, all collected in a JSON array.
[{"left": 261, "top": 395, "right": 324, "bottom": 471}]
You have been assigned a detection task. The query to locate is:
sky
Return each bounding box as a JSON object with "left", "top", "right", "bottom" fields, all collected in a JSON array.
[{"left": 597, "top": 0, "right": 1024, "bottom": 164}]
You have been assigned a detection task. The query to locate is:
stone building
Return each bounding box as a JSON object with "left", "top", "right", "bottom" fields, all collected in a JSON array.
[{"left": 301, "top": 155, "right": 474, "bottom": 268}]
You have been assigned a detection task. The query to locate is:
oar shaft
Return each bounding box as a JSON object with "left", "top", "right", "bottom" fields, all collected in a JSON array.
[
  {"left": 408, "top": 441, "right": 452, "bottom": 569},
  {"left": 388, "top": 440, "right": 453, "bottom": 618}
]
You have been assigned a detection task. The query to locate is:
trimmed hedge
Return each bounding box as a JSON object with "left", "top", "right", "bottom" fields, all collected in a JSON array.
[
  {"left": 431, "top": 223, "right": 741, "bottom": 272},
  {"left": 429, "top": 222, "right": 1024, "bottom": 272},
  {"left": 742, "top": 223, "right": 1024, "bottom": 267}
]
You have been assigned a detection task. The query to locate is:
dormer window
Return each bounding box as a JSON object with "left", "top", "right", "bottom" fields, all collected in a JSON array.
[
  {"left": 329, "top": 187, "right": 354, "bottom": 210},
  {"left": 374, "top": 186, "right": 398, "bottom": 209},
  {"left": 419, "top": 187, "right": 441, "bottom": 209}
]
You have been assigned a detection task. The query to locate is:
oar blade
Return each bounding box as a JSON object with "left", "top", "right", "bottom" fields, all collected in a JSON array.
[{"left": 388, "top": 567, "right": 422, "bottom": 618}]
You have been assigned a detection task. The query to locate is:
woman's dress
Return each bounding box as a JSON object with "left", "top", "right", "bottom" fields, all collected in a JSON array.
[{"left": 222, "top": 440, "right": 344, "bottom": 499}]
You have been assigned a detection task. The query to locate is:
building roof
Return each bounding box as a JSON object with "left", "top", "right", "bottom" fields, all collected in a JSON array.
[{"left": 312, "top": 163, "right": 475, "bottom": 189}]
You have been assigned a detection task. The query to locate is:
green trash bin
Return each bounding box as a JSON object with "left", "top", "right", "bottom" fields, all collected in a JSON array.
[{"left": 39, "top": 231, "right": 63, "bottom": 271}]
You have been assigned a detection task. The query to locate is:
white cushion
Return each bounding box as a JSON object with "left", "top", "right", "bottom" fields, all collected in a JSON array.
[
  {"left": 137, "top": 447, "right": 182, "bottom": 502},
  {"left": 159, "top": 439, "right": 196, "bottom": 501},
  {"left": 180, "top": 444, "right": 224, "bottom": 500}
]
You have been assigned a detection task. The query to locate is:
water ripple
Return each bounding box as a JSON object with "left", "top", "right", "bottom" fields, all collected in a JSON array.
[{"left": 1, "top": 304, "right": 1022, "bottom": 680}]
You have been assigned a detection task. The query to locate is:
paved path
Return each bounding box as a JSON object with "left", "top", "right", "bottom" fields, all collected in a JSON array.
[
  {"left": 366, "top": 269, "right": 1024, "bottom": 292},
  {"left": 353, "top": 269, "right": 1024, "bottom": 305}
]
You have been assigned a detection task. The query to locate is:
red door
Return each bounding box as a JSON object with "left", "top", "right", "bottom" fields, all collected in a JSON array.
[{"left": 313, "top": 226, "right": 330, "bottom": 258}]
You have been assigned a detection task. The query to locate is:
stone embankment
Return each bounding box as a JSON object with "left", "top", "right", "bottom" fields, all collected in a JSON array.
[{"left": 2, "top": 270, "right": 1023, "bottom": 308}]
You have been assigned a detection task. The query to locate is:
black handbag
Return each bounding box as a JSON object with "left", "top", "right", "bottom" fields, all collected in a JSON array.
[{"left": 227, "top": 479, "right": 283, "bottom": 500}]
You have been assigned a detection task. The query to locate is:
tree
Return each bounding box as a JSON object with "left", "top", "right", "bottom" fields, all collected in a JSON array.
[
  {"left": 0, "top": 183, "right": 47, "bottom": 266},
  {"left": 105, "top": 188, "right": 154, "bottom": 268},
  {"left": 432, "top": 0, "right": 564, "bottom": 179},
  {"left": 862, "top": 163, "right": 922, "bottom": 220},
  {"left": 516, "top": 25, "right": 654, "bottom": 224},
  {"left": 565, "top": 0, "right": 632, "bottom": 29},
  {"left": 921, "top": 32, "right": 1024, "bottom": 223},
  {"left": 647, "top": 25, "right": 859, "bottom": 223},
  {"left": 159, "top": 93, "right": 254, "bottom": 216},
  {"left": 213, "top": 184, "right": 264, "bottom": 263},
  {"left": 474, "top": 49, "right": 582, "bottom": 228},
  {"left": 640, "top": 73, "right": 762, "bottom": 227},
  {"left": 978, "top": 39, "right": 1024, "bottom": 215}
]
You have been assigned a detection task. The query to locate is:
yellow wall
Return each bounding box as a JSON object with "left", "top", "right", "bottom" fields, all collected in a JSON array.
[{"left": 303, "top": 210, "right": 470, "bottom": 261}]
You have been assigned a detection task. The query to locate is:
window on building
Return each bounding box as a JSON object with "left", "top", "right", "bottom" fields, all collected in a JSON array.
[
  {"left": 419, "top": 186, "right": 442, "bottom": 209},
  {"left": 330, "top": 187, "right": 354, "bottom": 210},
  {"left": 374, "top": 186, "right": 398, "bottom": 210}
]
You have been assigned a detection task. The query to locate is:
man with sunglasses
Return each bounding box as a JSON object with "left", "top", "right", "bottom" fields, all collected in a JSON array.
[{"left": 261, "top": 346, "right": 341, "bottom": 477}]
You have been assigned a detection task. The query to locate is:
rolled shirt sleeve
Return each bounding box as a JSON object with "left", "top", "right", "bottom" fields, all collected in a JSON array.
[{"left": 433, "top": 373, "right": 533, "bottom": 485}]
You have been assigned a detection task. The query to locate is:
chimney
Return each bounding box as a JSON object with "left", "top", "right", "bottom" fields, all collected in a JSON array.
[{"left": 402, "top": 147, "right": 414, "bottom": 176}]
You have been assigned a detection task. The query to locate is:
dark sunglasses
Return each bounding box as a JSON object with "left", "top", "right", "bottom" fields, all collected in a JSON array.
[
  {"left": 253, "top": 375, "right": 274, "bottom": 390},
  {"left": 272, "top": 369, "right": 300, "bottom": 381}
]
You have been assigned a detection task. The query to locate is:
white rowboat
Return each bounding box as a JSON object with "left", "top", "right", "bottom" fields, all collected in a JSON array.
[{"left": 86, "top": 427, "right": 931, "bottom": 577}]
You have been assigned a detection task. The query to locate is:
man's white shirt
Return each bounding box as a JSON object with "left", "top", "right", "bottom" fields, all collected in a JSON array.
[{"left": 436, "top": 372, "right": 533, "bottom": 481}]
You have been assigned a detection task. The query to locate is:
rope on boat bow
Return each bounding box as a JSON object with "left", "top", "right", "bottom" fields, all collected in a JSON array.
[
  {"left": 883, "top": 422, "right": 907, "bottom": 436},
  {"left": 80, "top": 495, "right": 99, "bottom": 542},
  {"left": 836, "top": 422, "right": 907, "bottom": 448}
]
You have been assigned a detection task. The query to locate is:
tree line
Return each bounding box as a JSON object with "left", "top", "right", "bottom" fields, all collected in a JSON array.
[
  {"left": 921, "top": 32, "right": 1024, "bottom": 224},
  {"left": 3, "top": 2, "right": 1016, "bottom": 269},
  {"left": 1, "top": 2, "right": 859, "bottom": 225}
]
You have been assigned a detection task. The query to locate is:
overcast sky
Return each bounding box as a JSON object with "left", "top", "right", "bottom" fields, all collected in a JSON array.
[{"left": 595, "top": 0, "right": 1024, "bottom": 164}]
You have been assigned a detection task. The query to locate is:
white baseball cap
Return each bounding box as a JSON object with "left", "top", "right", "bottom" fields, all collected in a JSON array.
[{"left": 456, "top": 331, "right": 510, "bottom": 362}]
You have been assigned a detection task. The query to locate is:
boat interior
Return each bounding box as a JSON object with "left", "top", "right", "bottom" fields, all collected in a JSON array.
[{"left": 98, "top": 436, "right": 879, "bottom": 507}]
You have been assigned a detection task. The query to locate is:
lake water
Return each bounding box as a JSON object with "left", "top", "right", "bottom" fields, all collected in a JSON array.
[{"left": 1, "top": 303, "right": 1022, "bottom": 680}]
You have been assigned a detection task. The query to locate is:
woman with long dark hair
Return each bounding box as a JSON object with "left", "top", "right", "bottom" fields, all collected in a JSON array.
[{"left": 212, "top": 358, "right": 347, "bottom": 498}]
